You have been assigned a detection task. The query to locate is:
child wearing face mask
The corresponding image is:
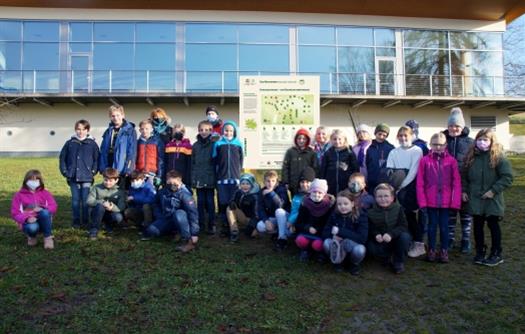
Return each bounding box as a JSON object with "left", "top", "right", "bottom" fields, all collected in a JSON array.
[
  {"left": 295, "top": 179, "right": 335, "bottom": 262},
  {"left": 320, "top": 129, "right": 359, "bottom": 196},
  {"left": 282, "top": 128, "right": 318, "bottom": 196},
  {"left": 416, "top": 133, "right": 462, "bottom": 263},
  {"left": 124, "top": 171, "right": 156, "bottom": 232},
  {"left": 11, "top": 170, "right": 58, "bottom": 249},
  {"left": 165, "top": 123, "right": 192, "bottom": 186},
  {"left": 347, "top": 172, "right": 374, "bottom": 210},
  {"left": 462, "top": 129, "right": 513, "bottom": 267},
  {"left": 205, "top": 105, "right": 223, "bottom": 141},
  {"left": 386, "top": 126, "right": 424, "bottom": 258},
  {"left": 150, "top": 107, "right": 173, "bottom": 145},
  {"left": 136, "top": 119, "right": 164, "bottom": 188}
]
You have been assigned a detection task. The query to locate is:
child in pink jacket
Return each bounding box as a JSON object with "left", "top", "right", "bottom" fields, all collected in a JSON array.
[
  {"left": 417, "top": 133, "right": 461, "bottom": 263},
  {"left": 11, "top": 170, "right": 58, "bottom": 249}
]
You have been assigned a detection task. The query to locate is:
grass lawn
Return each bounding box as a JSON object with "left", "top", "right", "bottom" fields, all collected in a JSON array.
[
  {"left": 510, "top": 123, "right": 525, "bottom": 136},
  {"left": 1, "top": 157, "right": 524, "bottom": 333}
]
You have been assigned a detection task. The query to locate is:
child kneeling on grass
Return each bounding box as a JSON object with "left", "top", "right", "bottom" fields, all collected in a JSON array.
[
  {"left": 143, "top": 170, "right": 199, "bottom": 253},
  {"left": 87, "top": 168, "right": 126, "bottom": 240},
  {"left": 367, "top": 183, "right": 411, "bottom": 274},
  {"left": 125, "top": 171, "right": 156, "bottom": 232},
  {"left": 226, "top": 173, "right": 261, "bottom": 243},
  {"left": 11, "top": 169, "right": 58, "bottom": 249}
]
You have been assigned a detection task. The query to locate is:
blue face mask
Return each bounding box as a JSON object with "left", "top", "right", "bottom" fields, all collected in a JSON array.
[{"left": 131, "top": 180, "right": 144, "bottom": 189}]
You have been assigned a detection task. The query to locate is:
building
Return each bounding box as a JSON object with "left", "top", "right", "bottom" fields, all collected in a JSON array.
[{"left": 0, "top": 1, "right": 524, "bottom": 155}]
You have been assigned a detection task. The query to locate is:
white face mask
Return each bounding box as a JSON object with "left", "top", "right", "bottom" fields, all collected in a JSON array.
[
  {"left": 26, "top": 180, "right": 40, "bottom": 190},
  {"left": 131, "top": 180, "right": 144, "bottom": 189},
  {"left": 310, "top": 191, "right": 325, "bottom": 203},
  {"left": 398, "top": 139, "right": 411, "bottom": 148},
  {"left": 207, "top": 114, "right": 218, "bottom": 122}
]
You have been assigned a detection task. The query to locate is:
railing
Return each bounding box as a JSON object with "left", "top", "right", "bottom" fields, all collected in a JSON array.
[{"left": 0, "top": 70, "right": 523, "bottom": 97}]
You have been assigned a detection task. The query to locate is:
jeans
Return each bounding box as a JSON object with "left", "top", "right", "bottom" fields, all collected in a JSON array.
[
  {"left": 69, "top": 181, "right": 91, "bottom": 227},
  {"left": 197, "top": 188, "right": 216, "bottom": 229},
  {"left": 256, "top": 209, "right": 290, "bottom": 239},
  {"left": 427, "top": 208, "right": 449, "bottom": 251},
  {"left": 323, "top": 238, "right": 366, "bottom": 265},
  {"left": 89, "top": 203, "right": 123, "bottom": 233},
  {"left": 367, "top": 232, "right": 411, "bottom": 265},
  {"left": 23, "top": 209, "right": 53, "bottom": 237},
  {"left": 448, "top": 208, "right": 472, "bottom": 244},
  {"left": 146, "top": 209, "right": 199, "bottom": 239},
  {"left": 473, "top": 215, "right": 502, "bottom": 254},
  {"left": 217, "top": 183, "right": 238, "bottom": 224}
]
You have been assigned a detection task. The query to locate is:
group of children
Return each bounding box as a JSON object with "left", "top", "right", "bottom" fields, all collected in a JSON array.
[{"left": 11, "top": 105, "right": 513, "bottom": 273}]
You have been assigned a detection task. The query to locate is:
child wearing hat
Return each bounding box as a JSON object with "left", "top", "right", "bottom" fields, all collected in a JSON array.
[
  {"left": 226, "top": 173, "right": 261, "bottom": 242},
  {"left": 405, "top": 119, "right": 429, "bottom": 156},
  {"left": 295, "top": 178, "right": 335, "bottom": 262},
  {"left": 366, "top": 123, "right": 395, "bottom": 192},
  {"left": 205, "top": 105, "right": 223, "bottom": 141},
  {"left": 352, "top": 124, "right": 372, "bottom": 179}
]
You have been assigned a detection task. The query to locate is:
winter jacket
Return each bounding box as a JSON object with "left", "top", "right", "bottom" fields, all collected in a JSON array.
[
  {"left": 258, "top": 183, "right": 291, "bottom": 220},
  {"left": 351, "top": 190, "right": 375, "bottom": 210},
  {"left": 59, "top": 135, "right": 99, "bottom": 183},
  {"left": 416, "top": 150, "right": 461, "bottom": 210},
  {"left": 313, "top": 141, "right": 331, "bottom": 166},
  {"left": 295, "top": 194, "right": 335, "bottom": 237},
  {"left": 99, "top": 120, "right": 137, "bottom": 175},
  {"left": 352, "top": 140, "right": 371, "bottom": 179},
  {"left": 191, "top": 134, "right": 216, "bottom": 188},
  {"left": 444, "top": 127, "right": 474, "bottom": 169},
  {"left": 136, "top": 135, "right": 165, "bottom": 178},
  {"left": 367, "top": 201, "right": 408, "bottom": 239},
  {"left": 322, "top": 209, "right": 369, "bottom": 245},
  {"left": 282, "top": 129, "right": 318, "bottom": 195},
  {"left": 366, "top": 139, "right": 394, "bottom": 191},
  {"left": 288, "top": 192, "right": 305, "bottom": 225},
  {"left": 413, "top": 138, "right": 429, "bottom": 156},
  {"left": 212, "top": 120, "right": 243, "bottom": 183},
  {"left": 86, "top": 184, "right": 126, "bottom": 212},
  {"left": 128, "top": 182, "right": 156, "bottom": 209},
  {"left": 153, "top": 123, "right": 173, "bottom": 145},
  {"left": 153, "top": 185, "right": 198, "bottom": 234},
  {"left": 165, "top": 138, "right": 192, "bottom": 185},
  {"left": 11, "top": 188, "right": 57, "bottom": 230},
  {"left": 461, "top": 151, "right": 513, "bottom": 217},
  {"left": 320, "top": 146, "right": 359, "bottom": 195},
  {"left": 230, "top": 187, "right": 261, "bottom": 228}
]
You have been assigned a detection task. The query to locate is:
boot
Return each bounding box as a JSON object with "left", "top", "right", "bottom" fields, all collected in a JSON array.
[
  {"left": 426, "top": 249, "right": 437, "bottom": 262},
  {"left": 44, "top": 236, "right": 54, "bottom": 250},
  {"left": 473, "top": 246, "right": 486, "bottom": 265},
  {"left": 408, "top": 241, "right": 426, "bottom": 258},
  {"left": 176, "top": 240, "right": 196, "bottom": 253},
  {"left": 439, "top": 249, "right": 449, "bottom": 263},
  {"left": 27, "top": 236, "right": 37, "bottom": 247}
]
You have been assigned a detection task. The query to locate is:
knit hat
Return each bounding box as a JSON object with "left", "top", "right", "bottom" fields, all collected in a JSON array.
[
  {"left": 356, "top": 124, "right": 371, "bottom": 135},
  {"left": 239, "top": 173, "right": 258, "bottom": 192},
  {"left": 405, "top": 119, "right": 419, "bottom": 137},
  {"left": 206, "top": 105, "right": 218, "bottom": 115},
  {"left": 448, "top": 107, "right": 465, "bottom": 128},
  {"left": 299, "top": 166, "right": 316, "bottom": 182},
  {"left": 310, "top": 178, "right": 328, "bottom": 194},
  {"left": 374, "top": 123, "right": 390, "bottom": 135}
]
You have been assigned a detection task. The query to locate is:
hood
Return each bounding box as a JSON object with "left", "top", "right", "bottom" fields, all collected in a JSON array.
[
  {"left": 222, "top": 120, "right": 239, "bottom": 139},
  {"left": 443, "top": 126, "right": 470, "bottom": 139},
  {"left": 294, "top": 128, "right": 311, "bottom": 148},
  {"left": 239, "top": 173, "right": 260, "bottom": 194}
]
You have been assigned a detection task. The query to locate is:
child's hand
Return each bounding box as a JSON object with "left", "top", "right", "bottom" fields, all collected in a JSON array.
[
  {"left": 262, "top": 188, "right": 272, "bottom": 196},
  {"left": 127, "top": 196, "right": 134, "bottom": 202},
  {"left": 26, "top": 217, "right": 37, "bottom": 223},
  {"left": 309, "top": 227, "right": 317, "bottom": 235},
  {"left": 382, "top": 233, "right": 392, "bottom": 243},
  {"left": 339, "top": 162, "right": 348, "bottom": 171},
  {"left": 33, "top": 206, "right": 43, "bottom": 212},
  {"left": 375, "top": 234, "right": 383, "bottom": 243},
  {"left": 331, "top": 226, "right": 339, "bottom": 235},
  {"left": 481, "top": 190, "right": 495, "bottom": 199},
  {"left": 462, "top": 192, "right": 469, "bottom": 202},
  {"left": 103, "top": 201, "right": 112, "bottom": 210}
]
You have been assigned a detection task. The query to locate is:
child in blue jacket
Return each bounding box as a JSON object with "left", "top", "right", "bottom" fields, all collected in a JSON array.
[{"left": 124, "top": 171, "right": 156, "bottom": 231}]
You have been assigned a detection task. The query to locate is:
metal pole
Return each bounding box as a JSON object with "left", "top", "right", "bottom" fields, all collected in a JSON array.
[
  {"left": 109, "top": 70, "right": 112, "bottom": 93},
  {"left": 363, "top": 73, "right": 367, "bottom": 95},
  {"left": 429, "top": 74, "right": 433, "bottom": 96},
  {"left": 33, "top": 70, "right": 36, "bottom": 93},
  {"left": 146, "top": 70, "right": 150, "bottom": 93}
]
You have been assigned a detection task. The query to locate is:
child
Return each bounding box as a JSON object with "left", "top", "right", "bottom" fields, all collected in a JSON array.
[
  {"left": 282, "top": 128, "right": 318, "bottom": 196},
  {"left": 256, "top": 170, "right": 291, "bottom": 250},
  {"left": 444, "top": 107, "right": 474, "bottom": 252},
  {"left": 192, "top": 120, "right": 217, "bottom": 235},
  {"left": 206, "top": 105, "right": 223, "bottom": 141},
  {"left": 322, "top": 189, "right": 368, "bottom": 275},
  {"left": 99, "top": 104, "right": 137, "bottom": 183},
  {"left": 352, "top": 124, "right": 372, "bottom": 179},
  {"left": 387, "top": 126, "right": 424, "bottom": 258},
  {"left": 136, "top": 119, "right": 164, "bottom": 187},
  {"left": 367, "top": 183, "right": 411, "bottom": 274},
  {"left": 287, "top": 166, "right": 315, "bottom": 239},
  {"left": 295, "top": 178, "right": 335, "bottom": 262},
  {"left": 165, "top": 123, "right": 192, "bottom": 186},
  {"left": 86, "top": 167, "right": 126, "bottom": 240},
  {"left": 124, "top": 171, "right": 156, "bottom": 231},
  {"left": 143, "top": 170, "right": 199, "bottom": 253},
  {"left": 213, "top": 120, "right": 243, "bottom": 235},
  {"left": 226, "top": 173, "right": 261, "bottom": 242},
  {"left": 59, "top": 119, "right": 99, "bottom": 228},
  {"left": 150, "top": 107, "right": 173, "bottom": 145},
  {"left": 320, "top": 129, "right": 359, "bottom": 195},
  {"left": 11, "top": 170, "right": 57, "bottom": 249},
  {"left": 405, "top": 120, "right": 429, "bottom": 156},
  {"left": 462, "top": 129, "right": 513, "bottom": 266},
  {"left": 347, "top": 172, "right": 375, "bottom": 210},
  {"left": 416, "top": 133, "right": 462, "bottom": 263},
  {"left": 313, "top": 125, "right": 331, "bottom": 166},
  {"left": 366, "top": 123, "right": 394, "bottom": 192}
]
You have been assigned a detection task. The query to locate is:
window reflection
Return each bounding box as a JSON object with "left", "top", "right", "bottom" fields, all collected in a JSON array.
[
  {"left": 239, "top": 45, "right": 288, "bottom": 72},
  {"left": 374, "top": 29, "right": 395, "bottom": 47},
  {"left": 337, "top": 27, "right": 373, "bottom": 46},
  {"left": 239, "top": 24, "right": 289, "bottom": 43},
  {"left": 24, "top": 22, "right": 59, "bottom": 41},
  {"left": 450, "top": 32, "right": 502, "bottom": 50},
  {"left": 298, "top": 26, "right": 335, "bottom": 45},
  {"left": 404, "top": 30, "right": 447, "bottom": 48}
]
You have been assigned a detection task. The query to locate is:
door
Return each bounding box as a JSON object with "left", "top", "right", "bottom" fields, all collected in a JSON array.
[
  {"left": 375, "top": 57, "right": 396, "bottom": 95},
  {"left": 70, "top": 55, "right": 91, "bottom": 92}
]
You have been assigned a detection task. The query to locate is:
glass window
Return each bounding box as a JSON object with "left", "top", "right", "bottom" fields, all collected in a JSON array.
[
  {"left": 24, "top": 22, "right": 59, "bottom": 41},
  {"left": 23, "top": 42, "right": 59, "bottom": 69},
  {"left": 404, "top": 30, "right": 448, "bottom": 48},
  {"left": 298, "top": 45, "right": 335, "bottom": 92},
  {"left": 404, "top": 48, "right": 449, "bottom": 74},
  {"left": 70, "top": 22, "right": 92, "bottom": 42},
  {"left": 94, "top": 23, "right": 134, "bottom": 42},
  {"left": 450, "top": 32, "right": 502, "bottom": 50},
  {"left": 185, "top": 44, "right": 237, "bottom": 71},
  {"left": 0, "top": 21, "right": 22, "bottom": 41},
  {"left": 239, "top": 45, "right": 288, "bottom": 72},
  {"left": 374, "top": 29, "right": 395, "bottom": 47},
  {"left": 337, "top": 27, "right": 373, "bottom": 46},
  {"left": 376, "top": 47, "right": 396, "bottom": 57},
  {"left": 185, "top": 23, "right": 237, "bottom": 43},
  {"left": 238, "top": 24, "right": 289, "bottom": 43},
  {"left": 135, "top": 43, "right": 175, "bottom": 70},
  {"left": 0, "top": 42, "right": 21, "bottom": 70},
  {"left": 451, "top": 50, "right": 503, "bottom": 76},
  {"left": 69, "top": 42, "right": 91, "bottom": 53},
  {"left": 298, "top": 26, "right": 335, "bottom": 45},
  {"left": 136, "top": 23, "right": 176, "bottom": 42},
  {"left": 93, "top": 43, "right": 133, "bottom": 70},
  {"left": 186, "top": 71, "right": 237, "bottom": 92},
  {"left": 338, "top": 47, "right": 374, "bottom": 73}
]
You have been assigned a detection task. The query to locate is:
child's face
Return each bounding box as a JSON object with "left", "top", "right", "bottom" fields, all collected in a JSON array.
[
  {"left": 223, "top": 125, "right": 235, "bottom": 140},
  {"left": 103, "top": 177, "right": 118, "bottom": 189},
  {"left": 448, "top": 124, "right": 462, "bottom": 137},
  {"left": 296, "top": 134, "right": 308, "bottom": 149},
  {"left": 357, "top": 131, "right": 370, "bottom": 141},
  {"left": 207, "top": 111, "right": 218, "bottom": 121},
  {"left": 397, "top": 132, "right": 412, "bottom": 147},
  {"left": 299, "top": 180, "right": 311, "bottom": 193},
  {"left": 315, "top": 129, "right": 328, "bottom": 144},
  {"left": 75, "top": 124, "right": 89, "bottom": 139},
  {"left": 375, "top": 189, "right": 394, "bottom": 208},
  {"left": 167, "top": 177, "right": 182, "bottom": 190},
  {"left": 430, "top": 139, "right": 447, "bottom": 153},
  {"left": 140, "top": 123, "right": 153, "bottom": 139},
  {"left": 331, "top": 134, "right": 345, "bottom": 148},
  {"left": 375, "top": 131, "right": 387, "bottom": 142},
  {"left": 348, "top": 177, "right": 365, "bottom": 193},
  {"left": 337, "top": 196, "right": 354, "bottom": 215},
  {"left": 240, "top": 180, "right": 252, "bottom": 193},
  {"left": 310, "top": 190, "right": 325, "bottom": 203},
  {"left": 264, "top": 177, "right": 277, "bottom": 190},
  {"left": 110, "top": 111, "right": 124, "bottom": 127},
  {"left": 199, "top": 125, "right": 212, "bottom": 139}
]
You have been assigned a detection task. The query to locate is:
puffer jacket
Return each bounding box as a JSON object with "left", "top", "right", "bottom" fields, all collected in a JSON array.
[
  {"left": 281, "top": 129, "right": 318, "bottom": 194},
  {"left": 444, "top": 127, "right": 474, "bottom": 169},
  {"left": 320, "top": 146, "right": 359, "bottom": 195},
  {"left": 367, "top": 201, "right": 408, "bottom": 239},
  {"left": 11, "top": 188, "right": 58, "bottom": 229},
  {"left": 86, "top": 184, "right": 126, "bottom": 212},
  {"left": 258, "top": 183, "right": 291, "bottom": 220},
  {"left": 136, "top": 135, "right": 165, "bottom": 178},
  {"left": 165, "top": 138, "right": 192, "bottom": 185},
  {"left": 191, "top": 134, "right": 216, "bottom": 188},
  {"left": 59, "top": 135, "right": 99, "bottom": 183},
  {"left": 99, "top": 120, "right": 137, "bottom": 175},
  {"left": 365, "top": 139, "right": 394, "bottom": 191}
]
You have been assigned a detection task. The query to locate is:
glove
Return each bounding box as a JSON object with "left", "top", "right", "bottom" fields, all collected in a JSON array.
[{"left": 153, "top": 177, "right": 162, "bottom": 187}]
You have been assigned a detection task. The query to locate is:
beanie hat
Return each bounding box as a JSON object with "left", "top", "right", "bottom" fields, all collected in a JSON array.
[
  {"left": 206, "top": 105, "right": 218, "bottom": 115},
  {"left": 374, "top": 123, "right": 390, "bottom": 135},
  {"left": 356, "top": 124, "right": 371, "bottom": 135},
  {"left": 299, "top": 166, "right": 316, "bottom": 182},
  {"left": 448, "top": 107, "right": 465, "bottom": 128},
  {"left": 405, "top": 119, "right": 419, "bottom": 138},
  {"left": 310, "top": 178, "right": 328, "bottom": 194}
]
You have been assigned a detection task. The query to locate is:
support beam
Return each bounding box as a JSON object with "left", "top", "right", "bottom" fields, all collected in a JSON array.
[
  {"left": 146, "top": 97, "right": 155, "bottom": 106},
  {"left": 220, "top": 97, "right": 225, "bottom": 106},
  {"left": 351, "top": 99, "right": 367, "bottom": 108},
  {"left": 413, "top": 100, "right": 433, "bottom": 109},
  {"left": 320, "top": 99, "right": 333, "bottom": 108},
  {"left": 108, "top": 97, "right": 120, "bottom": 106},
  {"left": 383, "top": 100, "right": 401, "bottom": 108},
  {"left": 442, "top": 100, "right": 464, "bottom": 109},
  {"left": 33, "top": 97, "right": 53, "bottom": 107},
  {"left": 471, "top": 101, "right": 496, "bottom": 110},
  {"left": 501, "top": 102, "right": 525, "bottom": 110},
  {"left": 183, "top": 97, "right": 190, "bottom": 107},
  {"left": 71, "top": 97, "right": 87, "bottom": 107}
]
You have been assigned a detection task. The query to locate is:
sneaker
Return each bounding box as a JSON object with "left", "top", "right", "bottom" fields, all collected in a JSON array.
[
  {"left": 482, "top": 253, "right": 504, "bottom": 267},
  {"left": 408, "top": 242, "right": 426, "bottom": 258},
  {"left": 473, "top": 246, "right": 487, "bottom": 265},
  {"left": 426, "top": 249, "right": 437, "bottom": 262},
  {"left": 229, "top": 231, "right": 239, "bottom": 243},
  {"left": 393, "top": 262, "right": 405, "bottom": 274},
  {"left": 299, "top": 250, "right": 310, "bottom": 262},
  {"left": 89, "top": 230, "right": 98, "bottom": 240},
  {"left": 27, "top": 236, "right": 37, "bottom": 247},
  {"left": 44, "top": 236, "right": 54, "bottom": 250},
  {"left": 275, "top": 238, "right": 288, "bottom": 252},
  {"left": 460, "top": 240, "right": 471, "bottom": 254},
  {"left": 348, "top": 263, "right": 361, "bottom": 276},
  {"left": 439, "top": 249, "right": 449, "bottom": 263},
  {"left": 206, "top": 226, "right": 216, "bottom": 235}
]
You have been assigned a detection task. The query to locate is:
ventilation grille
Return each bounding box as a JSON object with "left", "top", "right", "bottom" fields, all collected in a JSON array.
[{"left": 471, "top": 116, "right": 496, "bottom": 131}]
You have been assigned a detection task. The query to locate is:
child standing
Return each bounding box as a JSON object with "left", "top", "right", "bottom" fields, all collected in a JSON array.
[
  {"left": 462, "top": 129, "right": 513, "bottom": 266},
  {"left": 136, "top": 119, "right": 164, "bottom": 187},
  {"left": 352, "top": 124, "right": 372, "bottom": 179},
  {"left": 86, "top": 167, "right": 126, "bottom": 240},
  {"left": 206, "top": 105, "right": 223, "bottom": 141},
  {"left": 150, "top": 107, "right": 173, "bottom": 145},
  {"left": 322, "top": 190, "right": 368, "bottom": 275},
  {"left": 192, "top": 120, "right": 217, "bottom": 235},
  {"left": 416, "top": 133, "right": 462, "bottom": 263},
  {"left": 366, "top": 123, "right": 394, "bottom": 192},
  {"left": 11, "top": 170, "right": 57, "bottom": 249},
  {"left": 226, "top": 173, "right": 261, "bottom": 242},
  {"left": 367, "top": 183, "right": 411, "bottom": 274},
  {"left": 405, "top": 120, "right": 429, "bottom": 156},
  {"left": 320, "top": 129, "right": 359, "bottom": 196},
  {"left": 59, "top": 119, "right": 99, "bottom": 228},
  {"left": 165, "top": 123, "right": 192, "bottom": 186},
  {"left": 295, "top": 179, "right": 335, "bottom": 262},
  {"left": 124, "top": 171, "right": 156, "bottom": 231},
  {"left": 313, "top": 126, "right": 331, "bottom": 166},
  {"left": 282, "top": 128, "right": 318, "bottom": 196}
]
